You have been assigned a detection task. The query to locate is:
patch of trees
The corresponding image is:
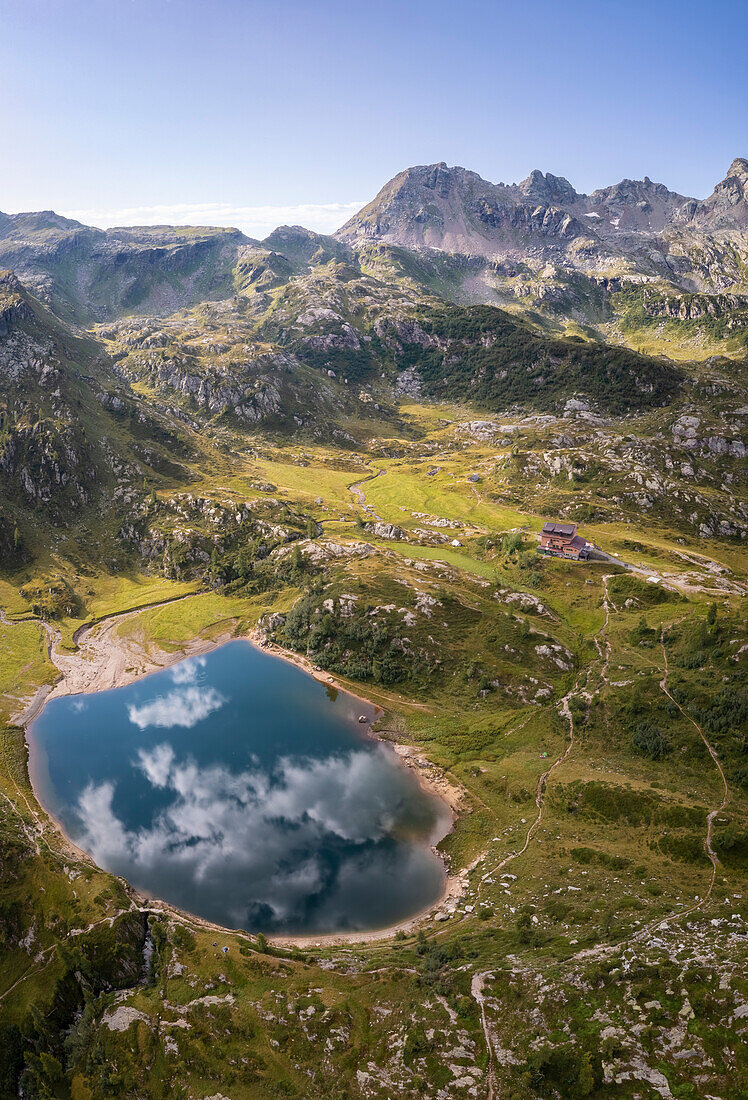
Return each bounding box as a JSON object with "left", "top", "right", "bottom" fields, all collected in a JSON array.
[
  {"left": 274, "top": 590, "right": 429, "bottom": 686},
  {"left": 0, "top": 897, "right": 24, "bottom": 950},
  {"left": 669, "top": 603, "right": 730, "bottom": 669},
  {"left": 658, "top": 832, "right": 706, "bottom": 864},
  {"left": 0, "top": 508, "right": 30, "bottom": 567},
  {"left": 209, "top": 537, "right": 314, "bottom": 596},
  {"left": 694, "top": 682, "right": 747, "bottom": 735},
  {"left": 713, "top": 822, "right": 748, "bottom": 866},
  {"left": 524, "top": 1042, "right": 603, "bottom": 1099},
  {"left": 414, "top": 931, "right": 470, "bottom": 995},
  {"left": 20, "top": 575, "right": 81, "bottom": 619},
  {"left": 558, "top": 780, "right": 701, "bottom": 829},
  {"left": 398, "top": 304, "right": 682, "bottom": 415},
  {"left": 692, "top": 680, "right": 748, "bottom": 789},
  {"left": 570, "top": 846, "right": 630, "bottom": 871},
  {"left": 610, "top": 574, "right": 682, "bottom": 608},
  {"left": 296, "top": 342, "right": 380, "bottom": 384},
  {"left": 625, "top": 677, "right": 663, "bottom": 721},
  {"left": 629, "top": 615, "right": 658, "bottom": 647},
  {"left": 631, "top": 720, "right": 672, "bottom": 759}
]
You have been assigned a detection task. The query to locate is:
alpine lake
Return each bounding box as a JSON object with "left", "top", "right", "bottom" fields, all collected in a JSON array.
[{"left": 28, "top": 640, "right": 450, "bottom": 936}]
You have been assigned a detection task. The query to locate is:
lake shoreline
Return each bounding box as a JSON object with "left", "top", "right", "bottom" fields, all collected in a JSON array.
[{"left": 21, "top": 600, "right": 465, "bottom": 946}]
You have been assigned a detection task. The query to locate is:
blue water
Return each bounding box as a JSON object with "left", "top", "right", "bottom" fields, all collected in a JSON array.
[{"left": 29, "top": 641, "right": 449, "bottom": 934}]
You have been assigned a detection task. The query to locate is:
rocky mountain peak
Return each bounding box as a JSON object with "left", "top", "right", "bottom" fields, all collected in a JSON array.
[
  {"left": 0, "top": 210, "right": 91, "bottom": 238},
  {"left": 517, "top": 169, "right": 579, "bottom": 206},
  {"left": 266, "top": 224, "right": 320, "bottom": 243},
  {"left": 581, "top": 176, "right": 693, "bottom": 234},
  {"left": 678, "top": 156, "right": 748, "bottom": 229},
  {"left": 262, "top": 224, "right": 347, "bottom": 269},
  {"left": 589, "top": 176, "right": 689, "bottom": 203},
  {"left": 419, "top": 162, "right": 468, "bottom": 195},
  {"left": 381, "top": 162, "right": 491, "bottom": 203},
  {"left": 727, "top": 157, "right": 748, "bottom": 182},
  {"left": 335, "top": 162, "right": 495, "bottom": 249}
]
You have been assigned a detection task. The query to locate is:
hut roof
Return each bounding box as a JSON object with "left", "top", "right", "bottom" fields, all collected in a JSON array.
[{"left": 541, "top": 521, "right": 577, "bottom": 537}]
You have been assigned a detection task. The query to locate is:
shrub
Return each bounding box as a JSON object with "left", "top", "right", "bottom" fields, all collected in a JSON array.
[
  {"left": 502, "top": 531, "right": 524, "bottom": 554},
  {"left": 526, "top": 1043, "right": 602, "bottom": 1098},
  {"left": 630, "top": 615, "right": 657, "bottom": 647},
  {"left": 632, "top": 721, "right": 672, "bottom": 760}
]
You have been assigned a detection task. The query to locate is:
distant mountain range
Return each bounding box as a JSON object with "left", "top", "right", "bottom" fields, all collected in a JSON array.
[
  {"left": 2, "top": 158, "right": 747, "bottom": 1100},
  {"left": 1, "top": 158, "right": 746, "bottom": 332},
  {"left": 339, "top": 157, "right": 748, "bottom": 248},
  {"left": 335, "top": 159, "right": 748, "bottom": 324}
]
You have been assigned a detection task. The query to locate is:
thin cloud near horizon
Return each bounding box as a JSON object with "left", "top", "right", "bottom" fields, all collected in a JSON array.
[{"left": 57, "top": 200, "right": 366, "bottom": 239}]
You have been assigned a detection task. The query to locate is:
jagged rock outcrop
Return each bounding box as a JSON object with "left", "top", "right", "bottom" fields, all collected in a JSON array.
[
  {"left": 675, "top": 158, "right": 748, "bottom": 230},
  {"left": 585, "top": 176, "right": 691, "bottom": 234},
  {"left": 641, "top": 289, "right": 748, "bottom": 322},
  {"left": 0, "top": 270, "right": 34, "bottom": 336},
  {"left": 363, "top": 521, "right": 406, "bottom": 540},
  {"left": 517, "top": 169, "right": 580, "bottom": 207}
]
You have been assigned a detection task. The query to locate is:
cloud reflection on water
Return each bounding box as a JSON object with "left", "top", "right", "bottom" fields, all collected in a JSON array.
[
  {"left": 127, "top": 685, "right": 225, "bottom": 730},
  {"left": 74, "top": 744, "right": 441, "bottom": 932},
  {"left": 170, "top": 656, "right": 207, "bottom": 685}
]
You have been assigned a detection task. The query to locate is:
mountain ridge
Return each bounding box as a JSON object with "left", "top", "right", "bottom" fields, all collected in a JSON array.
[
  {"left": 337, "top": 157, "right": 748, "bottom": 242},
  {"left": 0, "top": 156, "right": 746, "bottom": 400}
]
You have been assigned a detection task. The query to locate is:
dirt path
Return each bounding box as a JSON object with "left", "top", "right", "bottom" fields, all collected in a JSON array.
[
  {"left": 0, "top": 604, "right": 59, "bottom": 666},
  {"left": 471, "top": 971, "right": 497, "bottom": 1100},
  {"left": 574, "top": 620, "right": 731, "bottom": 965},
  {"left": 592, "top": 573, "right": 614, "bottom": 689},
  {"left": 475, "top": 577, "right": 615, "bottom": 901},
  {"left": 493, "top": 685, "right": 579, "bottom": 882},
  {"left": 471, "top": 688, "right": 578, "bottom": 904},
  {"left": 592, "top": 548, "right": 744, "bottom": 599},
  {"left": 349, "top": 468, "right": 385, "bottom": 520}
]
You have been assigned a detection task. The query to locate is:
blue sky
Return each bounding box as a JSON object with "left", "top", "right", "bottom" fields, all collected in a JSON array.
[{"left": 1, "top": 0, "right": 746, "bottom": 235}]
